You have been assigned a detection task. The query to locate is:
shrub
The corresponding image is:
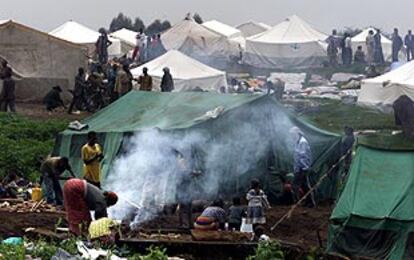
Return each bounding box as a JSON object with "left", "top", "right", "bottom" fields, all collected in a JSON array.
[
  {"left": 247, "top": 240, "right": 284, "bottom": 260},
  {"left": 0, "top": 113, "right": 67, "bottom": 181}
]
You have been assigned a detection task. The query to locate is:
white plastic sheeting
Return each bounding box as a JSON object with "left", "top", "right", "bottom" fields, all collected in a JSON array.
[
  {"left": 49, "top": 21, "right": 127, "bottom": 57},
  {"left": 358, "top": 60, "right": 414, "bottom": 107},
  {"left": 243, "top": 15, "right": 328, "bottom": 69},
  {"left": 110, "top": 28, "right": 137, "bottom": 46},
  {"left": 161, "top": 19, "right": 240, "bottom": 63},
  {"left": 236, "top": 21, "right": 271, "bottom": 38},
  {"left": 203, "top": 20, "right": 245, "bottom": 48},
  {"left": 131, "top": 50, "right": 228, "bottom": 92}
]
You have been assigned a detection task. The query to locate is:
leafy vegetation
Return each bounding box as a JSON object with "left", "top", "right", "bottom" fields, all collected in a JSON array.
[
  {"left": 247, "top": 240, "right": 284, "bottom": 260},
  {"left": 0, "top": 243, "right": 25, "bottom": 259},
  {"left": 0, "top": 238, "right": 78, "bottom": 259},
  {"left": 128, "top": 246, "right": 169, "bottom": 260},
  {"left": 0, "top": 113, "right": 67, "bottom": 181},
  {"left": 292, "top": 99, "right": 396, "bottom": 133}
]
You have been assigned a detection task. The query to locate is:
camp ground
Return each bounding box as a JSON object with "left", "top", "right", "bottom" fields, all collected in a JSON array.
[{"left": 0, "top": 4, "right": 413, "bottom": 259}]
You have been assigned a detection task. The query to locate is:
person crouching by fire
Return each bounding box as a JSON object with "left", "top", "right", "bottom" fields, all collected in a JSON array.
[{"left": 63, "top": 178, "right": 118, "bottom": 235}]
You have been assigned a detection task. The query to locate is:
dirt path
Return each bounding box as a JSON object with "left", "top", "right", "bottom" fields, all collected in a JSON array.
[{"left": 15, "top": 102, "right": 91, "bottom": 121}]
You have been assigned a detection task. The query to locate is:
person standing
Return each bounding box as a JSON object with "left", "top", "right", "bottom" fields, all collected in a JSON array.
[
  {"left": 82, "top": 131, "right": 104, "bottom": 188},
  {"left": 366, "top": 30, "right": 375, "bottom": 65},
  {"left": 374, "top": 29, "right": 385, "bottom": 64},
  {"left": 123, "top": 64, "right": 133, "bottom": 93},
  {"left": 40, "top": 156, "right": 75, "bottom": 205},
  {"left": 138, "top": 67, "right": 153, "bottom": 91},
  {"left": 174, "top": 149, "right": 202, "bottom": 229},
  {"left": 245, "top": 179, "right": 271, "bottom": 229},
  {"left": 96, "top": 28, "right": 112, "bottom": 65},
  {"left": 107, "top": 64, "right": 118, "bottom": 102},
  {"left": 290, "top": 127, "right": 314, "bottom": 207},
  {"left": 327, "top": 30, "right": 339, "bottom": 67},
  {"left": 342, "top": 33, "right": 353, "bottom": 66},
  {"left": 405, "top": 30, "right": 414, "bottom": 61},
  {"left": 160, "top": 67, "right": 174, "bottom": 92},
  {"left": 68, "top": 68, "right": 87, "bottom": 114},
  {"left": 0, "top": 60, "right": 12, "bottom": 80},
  {"left": 0, "top": 68, "right": 16, "bottom": 112},
  {"left": 392, "top": 28, "right": 403, "bottom": 62},
  {"left": 132, "top": 29, "right": 145, "bottom": 63},
  {"left": 341, "top": 126, "right": 355, "bottom": 176},
  {"left": 114, "top": 65, "right": 131, "bottom": 97},
  {"left": 227, "top": 197, "right": 246, "bottom": 231},
  {"left": 63, "top": 178, "right": 118, "bottom": 235}
]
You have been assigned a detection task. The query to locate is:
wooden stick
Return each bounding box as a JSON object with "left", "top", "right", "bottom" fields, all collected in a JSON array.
[{"left": 123, "top": 198, "right": 142, "bottom": 210}]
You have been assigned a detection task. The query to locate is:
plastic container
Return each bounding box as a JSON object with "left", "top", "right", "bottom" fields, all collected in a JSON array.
[
  {"left": 240, "top": 218, "right": 253, "bottom": 233},
  {"left": 2, "top": 237, "right": 23, "bottom": 245},
  {"left": 31, "top": 187, "right": 42, "bottom": 202}
]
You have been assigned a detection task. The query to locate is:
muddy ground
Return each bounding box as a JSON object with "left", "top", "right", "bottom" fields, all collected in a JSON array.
[
  {"left": 15, "top": 102, "right": 91, "bottom": 121},
  {"left": 127, "top": 204, "right": 333, "bottom": 251},
  {"left": 0, "top": 209, "right": 66, "bottom": 237}
]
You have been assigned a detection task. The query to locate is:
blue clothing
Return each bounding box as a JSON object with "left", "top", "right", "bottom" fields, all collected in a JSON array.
[
  {"left": 200, "top": 206, "right": 226, "bottom": 224},
  {"left": 294, "top": 136, "right": 312, "bottom": 173}
]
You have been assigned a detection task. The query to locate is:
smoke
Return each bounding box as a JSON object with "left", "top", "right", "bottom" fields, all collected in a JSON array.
[{"left": 106, "top": 99, "right": 297, "bottom": 227}]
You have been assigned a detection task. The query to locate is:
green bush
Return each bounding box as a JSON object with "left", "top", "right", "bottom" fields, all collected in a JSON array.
[
  {"left": 0, "top": 243, "right": 25, "bottom": 259},
  {"left": 128, "top": 246, "right": 168, "bottom": 260},
  {"left": 0, "top": 113, "right": 67, "bottom": 181},
  {"left": 247, "top": 240, "right": 284, "bottom": 260}
]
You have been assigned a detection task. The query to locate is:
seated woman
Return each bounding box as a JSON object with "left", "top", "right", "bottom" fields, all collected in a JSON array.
[{"left": 194, "top": 199, "right": 226, "bottom": 231}]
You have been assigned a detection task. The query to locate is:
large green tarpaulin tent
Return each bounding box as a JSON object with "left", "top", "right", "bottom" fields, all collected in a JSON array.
[
  {"left": 53, "top": 91, "right": 342, "bottom": 202},
  {"left": 328, "top": 142, "right": 414, "bottom": 259}
]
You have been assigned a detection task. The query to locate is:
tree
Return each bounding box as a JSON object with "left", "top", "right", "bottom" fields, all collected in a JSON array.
[
  {"left": 109, "top": 13, "right": 134, "bottom": 32},
  {"left": 193, "top": 13, "right": 203, "bottom": 24},
  {"left": 146, "top": 19, "right": 172, "bottom": 36},
  {"left": 161, "top": 21, "right": 172, "bottom": 32},
  {"left": 133, "top": 17, "right": 145, "bottom": 33}
]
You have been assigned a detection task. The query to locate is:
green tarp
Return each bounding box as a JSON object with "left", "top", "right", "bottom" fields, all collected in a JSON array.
[
  {"left": 328, "top": 144, "right": 414, "bottom": 259},
  {"left": 53, "top": 91, "right": 342, "bottom": 202}
]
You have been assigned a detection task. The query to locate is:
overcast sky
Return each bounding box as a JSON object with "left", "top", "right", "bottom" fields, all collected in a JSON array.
[{"left": 0, "top": 0, "right": 413, "bottom": 34}]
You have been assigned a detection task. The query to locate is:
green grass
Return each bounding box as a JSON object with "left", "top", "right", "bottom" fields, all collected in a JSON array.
[
  {"left": 0, "top": 113, "right": 68, "bottom": 181},
  {"left": 289, "top": 99, "right": 396, "bottom": 134}
]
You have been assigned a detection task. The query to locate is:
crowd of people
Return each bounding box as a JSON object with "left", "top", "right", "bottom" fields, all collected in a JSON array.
[
  {"left": 53, "top": 26, "right": 174, "bottom": 114},
  {"left": 327, "top": 28, "right": 414, "bottom": 67}
]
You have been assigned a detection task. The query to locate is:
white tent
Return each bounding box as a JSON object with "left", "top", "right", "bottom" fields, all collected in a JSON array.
[
  {"left": 358, "top": 60, "right": 414, "bottom": 108},
  {"left": 131, "top": 50, "right": 228, "bottom": 92},
  {"left": 243, "top": 15, "right": 328, "bottom": 69},
  {"left": 49, "top": 21, "right": 130, "bottom": 57},
  {"left": 161, "top": 19, "right": 240, "bottom": 64},
  {"left": 351, "top": 28, "right": 405, "bottom": 62},
  {"left": 203, "top": 20, "right": 245, "bottom": 48},
  {"left": 110, "top": 28, "right": 137, "bottom": 46},
  {"left": 236, "top": 21, "right": 271, "bottom": 38}
]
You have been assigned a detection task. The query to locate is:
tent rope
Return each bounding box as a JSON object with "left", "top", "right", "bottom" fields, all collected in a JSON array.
[{"left": 270, "top": 149, "right": 352, "bottom": 231}]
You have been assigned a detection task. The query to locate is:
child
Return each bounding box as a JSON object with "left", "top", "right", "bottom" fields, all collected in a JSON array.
[
  {"left": 228, "top": 197, "right": 246, "bottom": 231},
  {"left": 246, "top": 179, "right": 270, "bottom": 228}
]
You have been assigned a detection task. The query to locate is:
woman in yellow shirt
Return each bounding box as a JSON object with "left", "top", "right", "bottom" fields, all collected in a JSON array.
[{"left": 82, "top": 131, "right": 104, "bottom": 188}]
